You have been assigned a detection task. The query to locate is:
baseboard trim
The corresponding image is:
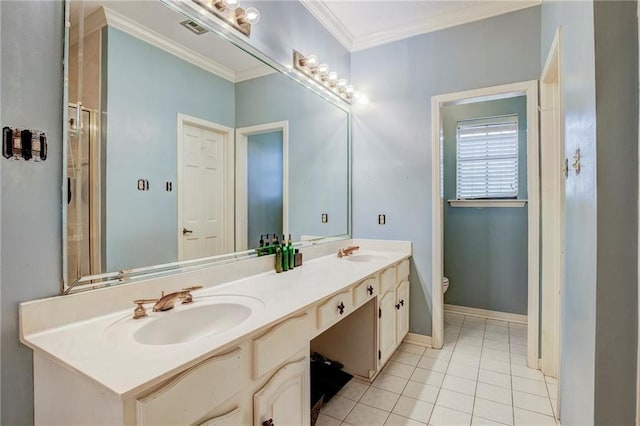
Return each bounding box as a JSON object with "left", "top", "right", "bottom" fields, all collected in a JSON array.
[
  {"left": 444, "top": 304, "right": 527, "bottom": 324},
  {"left": 404, "top": 333, "right": 432, "bottom": 347}
]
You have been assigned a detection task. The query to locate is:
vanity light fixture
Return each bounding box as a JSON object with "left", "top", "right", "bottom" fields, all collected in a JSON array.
[
  {"left": 192, "top": 0, "right": 260, "bottom": 36},
  {"left": 293, "top": 50, "right": 366, "bottom": 104}
]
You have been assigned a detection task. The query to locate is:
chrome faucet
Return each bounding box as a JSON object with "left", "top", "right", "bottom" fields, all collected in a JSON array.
[
  {"left": 337, "top": 245, "right": 360, "bottom": 258},
  {"left": 152, "top": 286, "right": 203, "bottom": 311}
]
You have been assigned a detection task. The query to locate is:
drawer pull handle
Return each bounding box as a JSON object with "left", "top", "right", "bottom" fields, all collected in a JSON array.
[
  {"left": 337, "top": 302, "right": 345, "bottom": 315},
  {"left": 395, "top": 303, "right": 401, "bottom": 310},
  {"left": 400, "top": 299, "right": 404, "bottom": 306},
  {"left": 367, "top": 285, "right": 374, "bottom": 295},
  {"left": 263, "top": 419, "right": 274, "bottom": 426}
]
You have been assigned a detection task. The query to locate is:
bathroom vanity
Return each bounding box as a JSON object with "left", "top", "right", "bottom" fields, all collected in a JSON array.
[{"left": 20, "top": 239, "right": 412, "bottom": 426}]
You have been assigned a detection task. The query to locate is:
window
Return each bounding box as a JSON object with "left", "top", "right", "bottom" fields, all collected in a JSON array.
[{"left": 456, "top": 115, "right": 519, "bottom": 199}]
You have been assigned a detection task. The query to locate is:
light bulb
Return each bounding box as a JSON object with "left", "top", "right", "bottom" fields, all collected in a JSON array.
[
  {"left": 305, "top": 54, "right": 319, "bottom": 68},
  {"left": 222, "top": 0, "right": 240, "bottom": 9},
  {"left": 328, "top": 71, "right": 338, "bottom": 81},
  {"left": 346, "top": 85, "right": 354, "bottom": 94},
  {"left": 317, "top": 64, "right": 329, "bottom": 75},
  {"left": 244, "top": 7, "right": 260, "bottom": 24},
  {"left": 353, "top": 90, "right": 361, "bottom": 99},
  {"left": 337, "top": 78, "right": 347, "bottom": 88}
]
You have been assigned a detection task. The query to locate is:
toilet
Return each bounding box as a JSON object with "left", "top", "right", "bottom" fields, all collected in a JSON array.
[{"left": 443, "top": 277, "right": 450, "bottom": 294}]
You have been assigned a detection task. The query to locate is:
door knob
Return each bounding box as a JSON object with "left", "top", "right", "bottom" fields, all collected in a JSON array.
[{"left": 183, "top": 227, "right": 193, "bottom": 235}]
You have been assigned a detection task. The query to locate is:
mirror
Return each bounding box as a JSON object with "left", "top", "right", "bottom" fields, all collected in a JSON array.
[{"left": 64, "top": 0, "right": 350, "bottom": 292}]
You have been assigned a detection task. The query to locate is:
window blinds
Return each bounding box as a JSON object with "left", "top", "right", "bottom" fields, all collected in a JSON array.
[{"left": 456, "top": 115, "right": 519, "bottom": 200}]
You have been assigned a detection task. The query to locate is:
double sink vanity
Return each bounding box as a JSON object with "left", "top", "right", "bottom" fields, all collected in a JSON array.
[{"left": 20, "top": 239, "right": 412, "bottom": 425}]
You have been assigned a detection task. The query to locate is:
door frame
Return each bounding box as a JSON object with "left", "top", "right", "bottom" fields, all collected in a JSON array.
[
  {"left": 540, "top": 28, "right": 564, "bottom": 384},
  {"left": 430, "top": 80, "right": 540, "bottom": 369},
  {"left": 235, "top": 121, "right": 289, "bottom": 251},
  {"left": 176, "top": 113, "right": 235, "bottom": 259}
]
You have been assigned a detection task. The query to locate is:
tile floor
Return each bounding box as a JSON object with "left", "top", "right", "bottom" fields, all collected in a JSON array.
[{"left": 318, "top": 313, "right": 559, "bottom": 426}]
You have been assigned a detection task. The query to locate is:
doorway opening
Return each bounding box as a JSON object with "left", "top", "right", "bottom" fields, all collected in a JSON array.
[
  {"left": 235, "top": 121, "right": 289, "bottom": 251},
  {"left": 430, "top": 81, "right": 540, "bottom": 368}
]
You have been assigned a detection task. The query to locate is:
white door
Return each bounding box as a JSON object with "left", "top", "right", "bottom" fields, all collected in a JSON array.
[
  {"left": 378, "top": 291, "right": 397, "bottom": 367},
  {"left": 395, "top": 280, "right": 410, "bottom": 345},
  {"left": 180, "top": 123, "right": 227, "bottom": 260},
  {"left": 254, "top": 358, "right": 309, "bottom": 426}
]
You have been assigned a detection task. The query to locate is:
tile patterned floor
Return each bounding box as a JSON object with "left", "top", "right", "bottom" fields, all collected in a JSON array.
[{"left": 318, "top": 313, "right": 559, "bottom": 426}]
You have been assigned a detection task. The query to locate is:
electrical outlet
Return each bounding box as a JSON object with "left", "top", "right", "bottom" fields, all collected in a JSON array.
[
  {"left": 137, "top": 179, "right": 149, "bottom": 191},
  {"left": 378, "top": 214, "right": 386, "bottom": 225},
  {"left": 321, "top": 213, "right": 328, "bottom": 223}
]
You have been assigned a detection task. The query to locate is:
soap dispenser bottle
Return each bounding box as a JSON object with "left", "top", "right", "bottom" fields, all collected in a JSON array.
[
  {"left": 288, "top": 234, "right": 295, "bottom": 269},
  {"left": 275, "top": 236, "right": 283, "bottom": 273},
  {"left": 282, "top": 234, "right": 289, "bottom": 271}
]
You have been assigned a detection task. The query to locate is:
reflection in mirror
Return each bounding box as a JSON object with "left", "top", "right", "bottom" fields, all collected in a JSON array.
[{"left": 65, "top": 0, "right": 350, "bottom": 291}]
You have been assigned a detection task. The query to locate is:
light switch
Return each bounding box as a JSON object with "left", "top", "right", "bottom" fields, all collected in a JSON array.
[
  {"left": 321, "top": 213, "right": 328, "bottom": 224},
  {"left": 378, "top": 214, "right": 386, "bottom": 225}
]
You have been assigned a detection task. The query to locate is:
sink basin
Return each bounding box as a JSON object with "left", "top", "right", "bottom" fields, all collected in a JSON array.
[
  {"left": 130, "top": 296, "right": 261, "bottom": 346},
  {"left": 346, "top": 254, "right": 387, "bottom": 263}
]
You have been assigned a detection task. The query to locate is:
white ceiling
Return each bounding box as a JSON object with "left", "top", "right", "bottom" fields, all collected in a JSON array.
[
  {"left": 71, "top": 0, "right": 273, "bottom": 81},
  {"left": 299, "top": 0, "right": 541, "bottom": 52}
]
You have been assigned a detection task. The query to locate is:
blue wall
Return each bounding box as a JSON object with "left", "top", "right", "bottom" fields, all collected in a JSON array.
[
  {"left": 236, "top": 73, "right": 349, "bottom": 240},
  {"left": 443, "top": 97, "right": 528, "bottom": 315},
  {"left": 104, "top": 27, "right": 235, "bottom": 271},
  {"left": 247, "top": 130, "right": 283, "bottom": 248},
  {"left": 351, "top": 6, "right": 541, "bottom": 336},
  {"left": 1, "top": 3, "right": 64, "bottom": 424}
]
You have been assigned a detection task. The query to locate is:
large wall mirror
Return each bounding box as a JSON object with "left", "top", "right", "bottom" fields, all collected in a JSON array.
[{"left": 63, "top": 0, "right": 350, "bottom": 293}]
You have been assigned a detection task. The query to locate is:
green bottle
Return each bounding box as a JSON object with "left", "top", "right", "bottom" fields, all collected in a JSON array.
[
  {"left": 264, "top": 233, "right": 271, "bottom": 255},
  {"left": 282, "top": 234, "right": 289, "bottom": 271},
  {"left": 275, "top": 237, "right": 282, "bottom": 273},
  {"left": 288, "top": 234, "right": 295, "bottom": 269}
]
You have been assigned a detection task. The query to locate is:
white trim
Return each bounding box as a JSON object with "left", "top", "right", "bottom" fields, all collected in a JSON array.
[
  {"left": 235, "top": 121, "right": 289, "bottom": 251},
  {"left": 176, "top": 114, "right": 235, "bottom": 259},
  {"left": 447, "top": 199, "right": 527, "bottom": 208},
  {"left": 444, "top": 304, "right": 528, "bottom": 324},
  {"left": 431, "top": 80, "right": 540, "bottom": 371},
  {"left": 540, "top": 28, "right": 564, "bottom": 384},
  {"left": 403, "top": 333, "right": 432, "bottom": 348},
  {"left": 298, "top": 0, "right": 354, "bottom": 51},
  {"left": 234, "top": 65, "right": 275, "bottom": 83},
  {"left": 101, "top": 7, "right": 262, "bottom": 84}
]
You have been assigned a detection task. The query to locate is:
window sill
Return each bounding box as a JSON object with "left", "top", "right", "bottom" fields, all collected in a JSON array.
[{"left": 447, "top": 199, "right": 528, "bottom": 208}]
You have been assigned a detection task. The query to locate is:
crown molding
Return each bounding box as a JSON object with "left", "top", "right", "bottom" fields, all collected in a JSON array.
[
  {"left": 351, "top": 0, "right": 540, "bottom": 51},
  {"left": 299, "top": 0, "right": 540, "bottom": 53},
  {"left": 103, "top": 7, "right": 237, "bottom": 82},
  {"left": 299, "top": 0, "right": 354, "bottom": 51},
  {"left": 235, "top": 65, "right": 275, "bottom": 82}
]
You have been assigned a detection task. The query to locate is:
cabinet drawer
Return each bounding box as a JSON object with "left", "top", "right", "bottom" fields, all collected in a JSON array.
[
  {"left": 317, "top": 290, "right": 353, "bottom": 330},
  {"left": 353, "top": 277, "right": 377, "bottom": 307},
  {"left": 137, "top": 348, "right": 242, "bottom": 426},
  {"left": 380, "top": 266, "right": 397, "bottom": 294},
  {"left": 397, "top": 259, "right": 410, "bottom": 282},
  {"left": 253, "top": 314, "right": 309, "bottom": 380}
]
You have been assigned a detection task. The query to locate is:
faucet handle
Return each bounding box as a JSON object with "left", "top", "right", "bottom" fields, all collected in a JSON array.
[
  {"left": 180, "top": 285, "right": 203, "bottom": 304},
  {"left": 182, "top": 285, "right": 203, "bottom": 292},
  {"left": 132, "top": 298, "right": 158, "bottom": 319}
]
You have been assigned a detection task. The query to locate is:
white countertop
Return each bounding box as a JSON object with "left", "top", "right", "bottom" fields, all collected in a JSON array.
[{"left": 21, "top": 247, "right": 410, "bottom": 399}]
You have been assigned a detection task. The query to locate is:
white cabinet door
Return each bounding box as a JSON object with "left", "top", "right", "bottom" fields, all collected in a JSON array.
[
  {"left": 395, "top": 280, "right": 410, "bottom": 345},
  {"left": 378, "top": 291, "right": 397, "bottom": 366},
  {"left": 200, "top": 407, "right": 242, "bottom": 425},
  {"left": 254, "top": 358, "right": 310, "bottom": 426}
]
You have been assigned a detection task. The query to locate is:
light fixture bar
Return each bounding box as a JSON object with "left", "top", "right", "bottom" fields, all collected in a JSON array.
[
  {"left": 192, "top": 0, "right": 259, "bottom": 37},
  {"left": 293, "top": 50, "right": 364, "bottom": 104}
]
